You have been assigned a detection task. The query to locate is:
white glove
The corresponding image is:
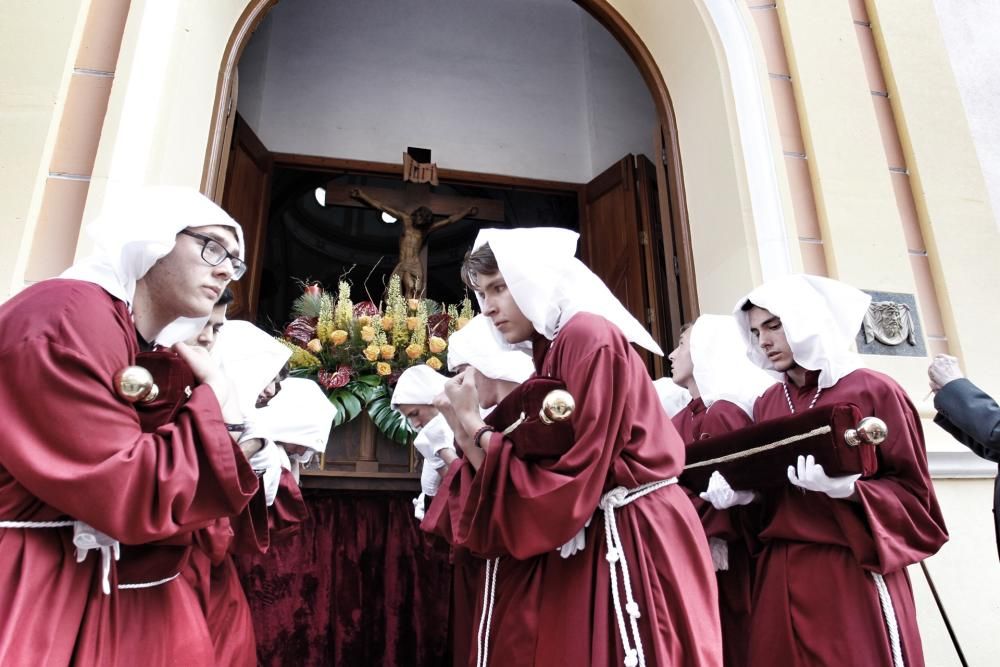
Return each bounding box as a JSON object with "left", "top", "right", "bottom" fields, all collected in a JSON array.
[
  {"left": 787, "top": 454, "right": 861, "bottom": 499},
  {"left": 412, "top": 493, "right": 427, "bottom": 521},
  {"left": 699, "top": 471, "right": 758, "bottom": 510},
  {"left": 249, "top": 441, "right": 287, "bottom": 506},
  {"left": 708, "top": 537, "right": 729, "bottom": 572},
  {"left": 420, "top": 459, "right": 442, "bottom": 497},
  {"left": 558, "top": 516, "right": 592, "bottom": 559}
]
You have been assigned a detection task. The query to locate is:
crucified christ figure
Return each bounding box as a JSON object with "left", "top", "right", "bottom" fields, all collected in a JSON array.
[{"left": 350, "top": 187, "right": 478, "bottom": 298}]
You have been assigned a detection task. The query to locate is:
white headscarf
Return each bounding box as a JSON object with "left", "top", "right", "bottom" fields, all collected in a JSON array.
[
  {"left": 689, "top": 314, "right": 778, "bottom": 417},
  {"left": 391, "top": 365, "right": 448, "bottom": 408},
  {"left": 733, "top": 274, "right": 871, "bottom": 389},
  {"left": 447, "top": 314, "right": 535, "bottom": 383},
  {"left": 254, "top": 378, "right": 336, "bottom": 456},
  {"left": 652, "top": 377, "right": 692, "bottom": 418},
  {"left": 471, "top": 228, "right": 663, "bottom": 355},
  {"left": 61, "top": 186, "right": 245, "bottom": 346},
  {"left": 213, "top": 320, "right": 292, "bottom": 415}
]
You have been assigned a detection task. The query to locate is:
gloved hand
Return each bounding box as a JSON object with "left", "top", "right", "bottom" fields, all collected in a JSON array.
[
  {"left": 412, "top": 493, "right": 427, "bottom": 521},
  {"left": 787, "top": 454, "right": 860, "bottom": 499},
  {"left": 249, "top": 441, "right": 287, "bottom": 506},
  {"left": 699, "top": 471, "right": 758, "bottom": 510},
  {"left": 558, "top": 517, "right": 593, "bottom": 559},
  {"left": 708, "top": 537, "right": 729, "bottom": 572}
]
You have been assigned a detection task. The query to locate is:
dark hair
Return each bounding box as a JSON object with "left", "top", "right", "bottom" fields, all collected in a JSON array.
[
  {"left": 679, "top": 321, "right": 695, "bottom": 334},
  {"left": 277, "top": 363, "right": 291, "bottom": 381},
  {"left": 740, "top": 299, "right": 756, "bottom": 312},
  {"left": 216, "top": 287, "right": 235, "bottom": 306},
  {"left": 461, "top": 242, "right": 500, "bottom": 290}
]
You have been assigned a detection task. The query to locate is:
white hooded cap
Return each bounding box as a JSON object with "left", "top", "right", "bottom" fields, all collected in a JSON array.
[
  {"left": 391, "top": 365, "right": 448, "bottom": 408},
  {"left": 213, "top": 320, "right": 292, "bottom": 415},
  {"left": 733, "top": 274, "right": 871, "bottom": 389},
  {"left": 254, "top": 377, "right": 336, "bottom": 455},
  {"left": 652, "top": 377, "right": 692, "bottom": 418},
  {"left": 61, "top": 186, "right": 245, "bottom": 346},
  {"left": 471, "top": 227, "right": 663, "bottom": 355},
  {"left": 689, "top": 314, "right": 778, "bottom": 417},
  {"left": 447, "top": 314, "right": 535, "bottom": 383}
]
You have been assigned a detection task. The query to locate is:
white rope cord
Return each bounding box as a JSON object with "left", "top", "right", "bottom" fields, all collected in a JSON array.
[
  {"left": 476, "top": 556, "right": 501, "bottom": 667},
  {"left": 0, "top": 520, "right": 119, "bottom": 595},
  {"left": 683, "top": 425, "right": 832, "bottom": 471},
  {"left": 871, "top": 572, "right": 906, "bottom": 667},
  {"left": 501, "top": 413, "right": 526, "bottom": 436},
  {"left": 119, "top": 573, "right": 181, "bottom": 590},
  {"left": 0, "top": 520, "right": 73, "bottom": 528},
  {"left": 599, "top": 478, "right": 678, "bottom": 667}
]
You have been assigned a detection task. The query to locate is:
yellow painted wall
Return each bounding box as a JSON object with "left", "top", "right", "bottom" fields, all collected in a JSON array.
[{"left": 0, "top": 1, "right": 88, "bottom": 297}]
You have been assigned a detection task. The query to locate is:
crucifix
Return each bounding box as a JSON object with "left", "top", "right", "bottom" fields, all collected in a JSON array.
[{"left": 324, "top": 147, "right": 504, "bottom": 299}]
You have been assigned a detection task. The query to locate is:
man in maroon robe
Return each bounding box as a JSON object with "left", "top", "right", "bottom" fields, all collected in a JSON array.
[
  {"left": 668, "top": 315, "right": 775, "bottom": 667},
  {"left": 0, "top": 187, "right": 259, "bottom": 665},
  {"left": 426, "top": 227, "right": 721, "bottom": 667},
  {"left": 727, "top": 274, "right": 948, "bottom": 667}
]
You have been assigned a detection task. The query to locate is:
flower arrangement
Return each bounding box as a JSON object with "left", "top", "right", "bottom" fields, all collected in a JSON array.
[{"left": 279, "top": 274, "right": 474, "bottom": 444}]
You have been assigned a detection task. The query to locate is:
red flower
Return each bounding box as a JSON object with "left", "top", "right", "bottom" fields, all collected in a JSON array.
[
  {"left": 304, "top": 283, "right": 322, "bottom": 297},
  {"left": 353, "top": 301, "right": 380, "bottom": 318},
  {"left": 318, "top": 365, "right": 352, "bottom": 390},
  {"left": 427, "top": 313, "right": 450, "bottom": 339},
  {"left": 284, "top": 316, "right": 318, "bottom": 347}
]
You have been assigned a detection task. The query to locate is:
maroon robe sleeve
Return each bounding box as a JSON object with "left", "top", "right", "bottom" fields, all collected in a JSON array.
[
  {"left": 830, "top": 372, "right": 948, "bottom": 572},
  {"left": 430, "top": 317, "right": 674, "bottom": 560},
  {"left": 0, "top": 285, "right": 257, "bottom": 543}
]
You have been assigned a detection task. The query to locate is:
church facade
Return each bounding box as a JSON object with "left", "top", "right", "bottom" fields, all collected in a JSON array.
[{"left": 3, "top": 1, "right": 998, "bottom": 663}]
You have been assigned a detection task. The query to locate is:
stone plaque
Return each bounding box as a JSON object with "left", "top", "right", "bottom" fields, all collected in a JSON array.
[{"left": 856, "top": 290, "right": 927, "bottom": 357}]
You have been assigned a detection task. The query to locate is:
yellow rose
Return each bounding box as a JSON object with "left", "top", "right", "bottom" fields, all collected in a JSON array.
[
  {"left": 357, "top": 315, "right": 371, "bottom": 327},
  {"left": 363, "top": 345, "right": 380, "bottom": 362},
  {"left": 455, "top": 316, "right": 470, "bottom": 330},
  {"left": 405, "top": 343, "right": 424, "bottom": 360},
  {"left": 360, "top": 325, "right": 376, "bottom": 342},
  {"left": 426, "top": 357, "right": 443, "bottom": 371},
  {"left": 380, "top": 315, "right": 394, "bottom": 331},
  {"left": 380, "top": 344, "right": 396, "bottom": 360},
  {"left": 306, "top": 338, "right": 323, "bottom": 354},
  {"left": 406, "top": 316, "right": 420, "bottom": 331},
  {"left": 428, "top": 336, "right": 447, "bottom": 354},
  {"left": 376, "top": 362, "right": 392, "bottom": 376},
  {"left": 407, "top": 298, "right": 421, "bottom": 311},
  {"left": 329, "top": 330, "right": 348, "bottom": 346}
]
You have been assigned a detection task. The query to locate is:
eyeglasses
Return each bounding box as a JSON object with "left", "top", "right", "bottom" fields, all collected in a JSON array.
[{"left": 179, "top": 229, "right": 247, "bottom": 280}]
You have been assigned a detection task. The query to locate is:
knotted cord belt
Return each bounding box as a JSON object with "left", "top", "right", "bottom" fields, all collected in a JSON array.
[
  {"left": 599, "top": 478, "right": 678, "bottom": 667},
  {"left": 0, "top": 520, "right": 120, "bottom": 594}
]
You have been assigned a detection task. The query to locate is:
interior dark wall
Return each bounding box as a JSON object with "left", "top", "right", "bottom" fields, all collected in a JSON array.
[{"left": 256, "top": 166, "right": 579, "bottom": 331}]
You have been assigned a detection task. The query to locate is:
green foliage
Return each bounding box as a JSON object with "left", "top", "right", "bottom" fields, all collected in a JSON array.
[{"left": 324, "top": 375, "right": 413, "bottom": 444}]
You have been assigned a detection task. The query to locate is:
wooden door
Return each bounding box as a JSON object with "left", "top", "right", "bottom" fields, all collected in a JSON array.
[
  {"left": 580, "top": 154, "right": 665, "bottom": 376},
  {"left": 220, "top": 114, "right": 272, "bottom": 320}
]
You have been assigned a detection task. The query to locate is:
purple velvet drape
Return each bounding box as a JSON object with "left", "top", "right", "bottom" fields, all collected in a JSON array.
[{"left": 237, "top": 490, "right": 453, "bottom": 666}]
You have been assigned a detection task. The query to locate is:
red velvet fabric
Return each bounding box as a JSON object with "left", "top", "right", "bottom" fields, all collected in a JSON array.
[{"left": 237, "top": 490, "right": 453, "bottom": 666}]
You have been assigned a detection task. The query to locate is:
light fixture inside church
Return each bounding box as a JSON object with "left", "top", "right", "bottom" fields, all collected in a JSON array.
[
  {"left": 381, "top": 212, "right": 397, "bottom": 224},
  {"left": 314, "top": 187, "right": 326, "bottom": 207}
]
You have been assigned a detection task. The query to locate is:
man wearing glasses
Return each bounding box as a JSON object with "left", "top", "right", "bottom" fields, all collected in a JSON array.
[{"left": 0, "top": 187, "right": 261, "bottom": 665}]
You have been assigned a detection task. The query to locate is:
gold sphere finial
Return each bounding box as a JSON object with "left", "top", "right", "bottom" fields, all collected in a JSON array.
[
  {"left": 540, "top": 389, "right": 575, "bottom": 424},
  {"left": 844, "top": 416, "right": 888, "bottom": 447},
  {"left": 114, "top": 366, "right": 159, "bottom": 403}
]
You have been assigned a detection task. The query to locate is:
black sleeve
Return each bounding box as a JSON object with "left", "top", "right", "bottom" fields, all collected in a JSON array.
[{"left": 934, "top": 378, "right": 1000, "bottom": 461}]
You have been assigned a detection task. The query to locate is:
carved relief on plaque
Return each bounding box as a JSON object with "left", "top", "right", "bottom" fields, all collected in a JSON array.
[{"left": 862, "top": 301, "right": 916, "bottom": 346}]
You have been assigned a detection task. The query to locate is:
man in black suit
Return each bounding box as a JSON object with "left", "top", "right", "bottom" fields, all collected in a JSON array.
[{"left": 929, "top": 353, "right": 1000, "bottom": 558}]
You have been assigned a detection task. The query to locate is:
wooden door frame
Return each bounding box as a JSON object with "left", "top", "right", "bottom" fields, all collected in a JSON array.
[{"left": 201, "top": 0, "right": 699, "bottom": 320}]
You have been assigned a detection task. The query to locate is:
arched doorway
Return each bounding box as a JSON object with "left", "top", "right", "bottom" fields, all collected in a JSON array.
[{"left": 202, "top": 0, "right": 699, "bottom": 356}]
